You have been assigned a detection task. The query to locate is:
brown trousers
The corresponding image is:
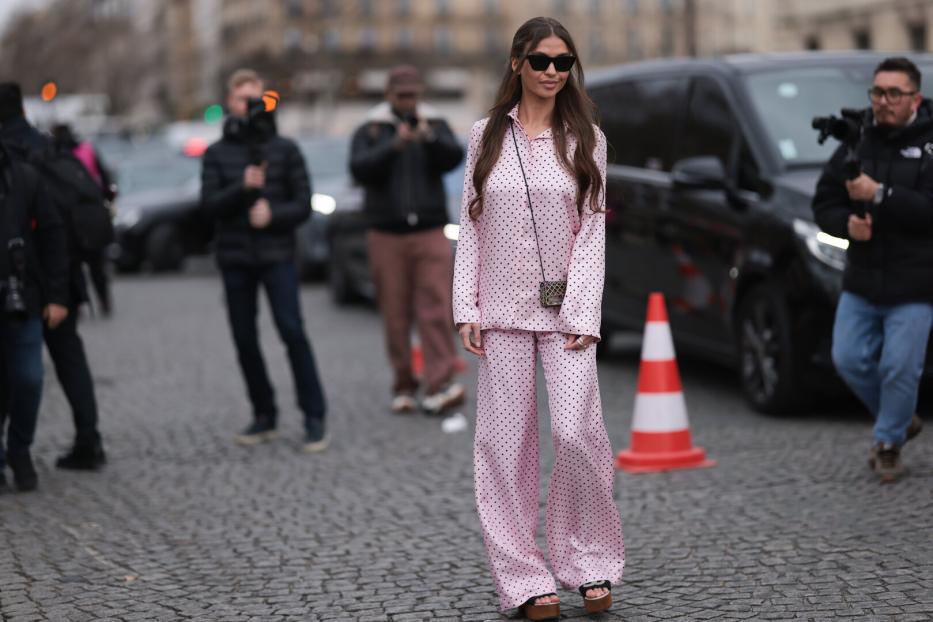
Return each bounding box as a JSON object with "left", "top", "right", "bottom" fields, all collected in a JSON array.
[{"left": 368, "top": 228, "right": 458, "bottom": 394}]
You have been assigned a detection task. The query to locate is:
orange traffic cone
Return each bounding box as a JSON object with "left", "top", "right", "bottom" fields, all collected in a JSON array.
[{"left": 615, "top": 292, "right": 716, "bottom": 473}]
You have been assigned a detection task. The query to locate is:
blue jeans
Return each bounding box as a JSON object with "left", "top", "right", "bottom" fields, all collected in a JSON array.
[
  {"left": 832, "top": 292, "right": 933, "bottom": 445},
  {"left": 0, "top": 315, "right": 44, "bottom": 465},
  {"left": 221, "top": 262, "right": 326, "bottom": 436}
]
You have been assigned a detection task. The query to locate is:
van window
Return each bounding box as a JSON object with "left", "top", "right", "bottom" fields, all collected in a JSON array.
[
  {"left": 592, "top": 78, "right": 686, "bottom": 171},
  {"left": 678, "top": 77, "right": 760, "bottom": 191}
]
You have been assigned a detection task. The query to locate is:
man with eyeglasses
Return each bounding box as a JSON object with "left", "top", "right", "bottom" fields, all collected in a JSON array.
[
  {"left": 349, "top": 66, "right": 465, "bottom": 416},
  {"left": 813, "top": 57, "right": 933, "bottom": 482}
]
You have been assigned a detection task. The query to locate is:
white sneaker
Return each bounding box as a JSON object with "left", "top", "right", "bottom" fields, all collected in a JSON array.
[
  {"left": 422, "top": 383, "right": 466, "bottom": 415},
  {"left": 391, "top": 393, "right": 417, "bottom": 414},
  {"left": 302, "top": 436, "right": 329, "bottom": 453}
]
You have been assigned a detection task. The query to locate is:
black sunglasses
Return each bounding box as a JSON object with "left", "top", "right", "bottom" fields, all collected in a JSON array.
[{"left": 526, "top": 53, "right": 576, "bottom": 72}]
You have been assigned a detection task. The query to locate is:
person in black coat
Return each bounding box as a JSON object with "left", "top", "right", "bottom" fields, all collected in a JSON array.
[
  {"left": 0, "top": 83, "right": 107, "bottom": 475},
  {"left": 812, "top": 57, "right": 933, "bottom": 482},
  {"left": 349, "top": 65, "right": 465, "bottom": 416},
  {"left": 0, "top": 84, "right": 70, "bottom": 491},
  {"left": 201, "top": 69, "right": 328, "bottom": 451}
]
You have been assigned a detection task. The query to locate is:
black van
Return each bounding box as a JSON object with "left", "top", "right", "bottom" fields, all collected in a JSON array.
[{"left": 588, "top": 52, "right": 933, "bottom": 413}]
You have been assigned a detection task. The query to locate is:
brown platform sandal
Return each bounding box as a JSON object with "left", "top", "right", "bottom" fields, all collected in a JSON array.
[
  {"left": 579, "top": 580, "right": 612, "bottom": 614},
  {"left": 519, "top": 593, "right": 560, "bottom": 620}
]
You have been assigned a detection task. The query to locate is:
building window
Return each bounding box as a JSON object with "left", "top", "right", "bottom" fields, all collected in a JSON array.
[
  {"left": 590, "top": 30, "right": 604, "bottom": 61},
  {"left": 589, "top": 0, "right": 601, "bottom": 17},
  {"left": 626, "top": 27, "right": 642, "bottom": 60},
  {"left": 485, "top": 29, "right": 501, "bottom": 53},
  {"left": 436, "top": 0, "right": 450, "bottom": 17},
  {"left": 284, "top": 27, "right": 303, "bottom": 51},
  {"left": 397, "top": 28, "right": 413, "bottom": 51},
  {"left": 321, "top": 0, "right": 337, "bottom": 18},
  {"left": 909, "top": 22, "right": 927, "bottom": 52},
  {"left": 359, "top": 0, "right": 373, "bottom": 18},
  {"left": 435, "top": 27, "right": 452, "bottom": 54},
  {"left": 360, "top": 27, "right": 376, "bottom": 52},
  {"left": 552, "top": 0, "right": 568, "bottom": 14},
  {"left": 397, "top": 0, "right": 411, "bottom": 17},
  {"left": 661, "top": 23, "right": 674, "bottom": 56},
  {"left": 805, "top": 35, "right": 820, "bottom": 50},
  {"left": 484, "top": 0, "right": 496, "bottom": 16},
  {"left": 853, "top": 29, "right": 871, "bottom": 50},
  {"left": 285, "top": 0, "right": 303, "bottom": 18},
  {"left": 627, "top": 0, "right": 639, "bottom": 16},
  {"left": 323, "top": 28, "right": 340, "bottom": 51}
]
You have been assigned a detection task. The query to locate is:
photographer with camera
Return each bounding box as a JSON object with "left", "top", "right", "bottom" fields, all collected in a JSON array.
[
  {"left": 0, "top": 82, "right": 109, "bottom": 475},
  {"left": 0, "top": 84, "right": 69, "bottom": 492},
  {"left": 812, "top": 57, "right": 933, "bottom": 483},
  {"left": 350, "top": 65, "right": 465, "bottom": 415},
  {"left": 201, "top": 69, "right": 328, "bottom": 452}
]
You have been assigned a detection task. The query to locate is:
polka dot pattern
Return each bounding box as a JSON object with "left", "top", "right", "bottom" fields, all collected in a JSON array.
[
  {"left": 475, "top": 330, "right": 625, "bottom": 612},
  {"left": 455, "top": 105, "right": 622, "bottom": 612},
  {"left": 452, "top": 104, "right": 607, "bottom": 341}
]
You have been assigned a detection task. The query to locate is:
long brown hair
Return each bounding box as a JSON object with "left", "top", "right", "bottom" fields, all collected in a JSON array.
[{"left": 469, "top": 17, "right": 602, "bottom": 220}]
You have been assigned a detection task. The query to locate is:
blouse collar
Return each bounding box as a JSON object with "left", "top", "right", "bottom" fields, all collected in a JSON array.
[{"left": 507, "top": 103, "right": 554, "bottom": 141}]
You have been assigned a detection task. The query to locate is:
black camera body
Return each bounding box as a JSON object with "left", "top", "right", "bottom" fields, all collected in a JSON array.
[
  {"left": 402, "top": 113, "right": 418, "bottom": 129},
  {"left": 812, "top": 107, "right": 871, "bottom": 216},
  {"left": 3, "top": 237, "right": 28, "bottom": 319},
  {"left": 243, "top": 96, "right": 277, "bottom": 166},
  {"left": 811, "top": 107, "right": 869, "bottom": 180}
]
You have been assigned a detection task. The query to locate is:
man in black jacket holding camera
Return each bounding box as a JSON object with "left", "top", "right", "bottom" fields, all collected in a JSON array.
[
  {"left": 813, "top": 57, "right": 933, "bottom": 482},
  {"left": 0, "top": 85, "right": 70, "bottom": 491},
  {"left": 0, "top": 82, "right": 107, "bottom": 476},
  {"left": 350, "top": 66, "right": 464, "bottom": 415},
  {"left": 201, "top": 69, "right": 327, "bottom": 452}
]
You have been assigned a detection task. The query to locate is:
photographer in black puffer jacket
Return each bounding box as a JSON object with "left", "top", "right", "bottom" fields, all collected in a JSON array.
[
  {"left": 812, "top": 57, "right": 933, "bottom": 483},
  {"left": 0, "top": 83, "right": 69, "bottom": 492},
  {"left": 200, "top": 69, "right": 327, "bottom": 452}
]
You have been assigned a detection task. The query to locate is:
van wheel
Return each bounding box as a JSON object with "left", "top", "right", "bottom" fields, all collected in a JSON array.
[
  {"left": 146, "top": 224, "right": 185, "bottom": 272},
  {"left": 735, "top": 284, "right": 800, "bottom": 414}
]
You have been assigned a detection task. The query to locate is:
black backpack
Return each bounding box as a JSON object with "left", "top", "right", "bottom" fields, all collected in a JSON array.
[{"left": 31, "top": 147, "right": 114, "bottom": 253}]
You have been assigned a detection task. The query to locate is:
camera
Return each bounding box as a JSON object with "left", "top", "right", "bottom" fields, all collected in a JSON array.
[
  {"left": 811, "top": 108, "right": 870, "bottom": 182},
  {"left": 3, "top": 238, "right": 28, "bottom": 318},
  {"left": 402, "top": 113, "right": 419, "bottom": 129},
  {"left": 811, "top": 108, "right": 866, "bottom": 149}
]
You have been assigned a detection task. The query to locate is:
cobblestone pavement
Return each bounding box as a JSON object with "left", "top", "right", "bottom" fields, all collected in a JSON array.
[{"left": 1, "top": 273, "right": 931, "bottom": 622}]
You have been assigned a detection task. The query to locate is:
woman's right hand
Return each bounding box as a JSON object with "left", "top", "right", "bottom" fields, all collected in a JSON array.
[{"left": 458, "top": 323, "right": 484, "bottom": 357}]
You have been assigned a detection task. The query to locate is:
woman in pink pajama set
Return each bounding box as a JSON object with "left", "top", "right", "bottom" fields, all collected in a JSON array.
[{"left": 453, "top": 16, "right": 625, "bottom": 621}]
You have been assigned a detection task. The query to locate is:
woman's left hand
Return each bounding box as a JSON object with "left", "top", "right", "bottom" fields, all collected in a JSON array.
[{"left": 564, "top": 334, "right": 597, "bottom": 351}]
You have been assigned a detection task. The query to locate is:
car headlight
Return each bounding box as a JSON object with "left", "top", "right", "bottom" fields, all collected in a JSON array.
[
  {"left": 114, "top": 207, "right": 141, "bottom": 229},
  {"left": 311, "top": 193, "right": 336, "bottom": 215},
  {"left": 793, "top": 218, "right": 848, "bottom": 271},
  {"left": 443, "top": 224, "right": 459, "bottom": 241}
]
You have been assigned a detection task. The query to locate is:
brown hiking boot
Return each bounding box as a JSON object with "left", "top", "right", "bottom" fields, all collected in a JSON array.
[{"left": 868, "top": 443, "right": 904, "bottom": 483}]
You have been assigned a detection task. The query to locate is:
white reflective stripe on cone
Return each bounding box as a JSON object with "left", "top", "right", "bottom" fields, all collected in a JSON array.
[
  {"left": 631, "top": 392, "right": 690, "bottom": 432},
  {"left": 640, "top": 322, "right": 676, "bottom": 361}
]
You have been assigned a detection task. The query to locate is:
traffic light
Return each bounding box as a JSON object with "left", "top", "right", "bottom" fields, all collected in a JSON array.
[{"left": 204, "top": 104, "right": 224, "bottom": 124}]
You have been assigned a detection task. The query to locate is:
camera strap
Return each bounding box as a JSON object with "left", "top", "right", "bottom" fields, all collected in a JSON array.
[{"left": 509, "top": 118, "right": 549, "bottom": 284}]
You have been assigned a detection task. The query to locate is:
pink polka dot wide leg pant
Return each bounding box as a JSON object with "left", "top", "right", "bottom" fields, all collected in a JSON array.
[{"left": 474, "top": 329, "right": 625, "bottom": 611}]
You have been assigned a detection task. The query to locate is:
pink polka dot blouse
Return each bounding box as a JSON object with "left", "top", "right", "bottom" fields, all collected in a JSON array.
[{"left": 453, "top": 104, "right": 607, "bottom": 339}]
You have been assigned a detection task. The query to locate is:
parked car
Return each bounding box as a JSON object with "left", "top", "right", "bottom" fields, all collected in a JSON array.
[
  {"left": 588, "top": 51, "right": 933, "bottom": 413},
  {"left": 295, "top": 137, "right": 361, "bottom": 280},
  {"left": 109, "top": 144, "right": 209, "bottom": 272},
  {"left": 327, "top": 157, "right": 464, "bottom": 305}
]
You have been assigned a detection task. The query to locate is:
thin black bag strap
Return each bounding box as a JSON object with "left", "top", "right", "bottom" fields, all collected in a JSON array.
[{"left": 509, "top": 118, "right": 548, "bottom": 283}]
